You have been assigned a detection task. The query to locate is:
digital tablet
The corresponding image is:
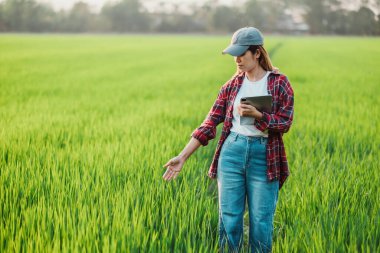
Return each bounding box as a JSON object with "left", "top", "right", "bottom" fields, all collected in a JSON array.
[{"left": 240, "top": 95, "right": 272, "bottom": 113}]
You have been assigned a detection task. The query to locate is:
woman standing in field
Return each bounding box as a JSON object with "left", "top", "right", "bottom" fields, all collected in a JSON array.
[{"left": 163, "top": 27, "right": 294, "bottom": 253}]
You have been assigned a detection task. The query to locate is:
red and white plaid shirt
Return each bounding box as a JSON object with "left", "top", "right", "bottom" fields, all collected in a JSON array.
[{"left": 191, "top": 71, "right": 294, "bottom": 190}]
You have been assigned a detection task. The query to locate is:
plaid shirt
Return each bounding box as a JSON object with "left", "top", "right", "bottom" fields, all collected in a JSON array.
[{"left": 191, "top": 71, "right": 294, "bottom": 190}]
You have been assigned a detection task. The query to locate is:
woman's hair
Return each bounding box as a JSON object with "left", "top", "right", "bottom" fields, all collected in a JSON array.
[
  {"left": 235, "top": 45, "right": 274, "bottom": 75},
  {"left": 250, "top": 45, "right": 274, "bottom": 71}
]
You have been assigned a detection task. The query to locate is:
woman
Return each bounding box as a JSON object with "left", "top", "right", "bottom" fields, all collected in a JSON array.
[{"left": 163, "top": 27, "right": 294, "bottom": 253}]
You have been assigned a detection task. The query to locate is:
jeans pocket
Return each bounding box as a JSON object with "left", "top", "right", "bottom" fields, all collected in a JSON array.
[
  {"left": 260, "top": 138, "right": 268, "bottom": 150},
  {"left": 224, "top": 133, "right": 238, "bottom": 147}
]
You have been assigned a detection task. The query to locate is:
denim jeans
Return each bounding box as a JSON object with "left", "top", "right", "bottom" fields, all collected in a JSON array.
[{"left": 217, "top": 131, "right": 279, "bottom": 253}]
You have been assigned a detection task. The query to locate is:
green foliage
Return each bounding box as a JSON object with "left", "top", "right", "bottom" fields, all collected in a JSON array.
[
  {"left": 101, "top": 0, "right": 150, "bottom": 32},
  {"left": 0, "top": 35, "right": 379, "bottom": 252},
  {"left": 298, "top": 0, "right": 379, "bottom": 35},
  {"left": 212, "top": 6, "right": 243, "bottom": 32},
  {"left": 0, "top": 0, "right": 55, "bottom": 32},
  {"left": 0, "top": 0, "right": 379, "bottom": 34}
]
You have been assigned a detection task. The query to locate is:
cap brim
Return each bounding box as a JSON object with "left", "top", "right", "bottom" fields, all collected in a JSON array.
[{"left": 222, "top": 45, "right": 249, "bottom": 56}]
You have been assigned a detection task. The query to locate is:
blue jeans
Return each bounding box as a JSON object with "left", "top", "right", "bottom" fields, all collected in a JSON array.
[{"left": 217, "top": 132, "right": 279, "bottom": 253}]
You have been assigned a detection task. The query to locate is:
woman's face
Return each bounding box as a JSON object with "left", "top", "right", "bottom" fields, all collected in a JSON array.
[{"left": 234, "top": 49, "right": 260, "bottom": 72}]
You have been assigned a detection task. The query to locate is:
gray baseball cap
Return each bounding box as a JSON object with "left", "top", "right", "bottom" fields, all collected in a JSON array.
[{"left": 222, "top": 27, "right": 264, "bottom": 56}]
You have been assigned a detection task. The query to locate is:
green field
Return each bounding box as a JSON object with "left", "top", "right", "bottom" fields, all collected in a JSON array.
[{"left": 0, "top": 34, "right": 379, "bottom": 252}]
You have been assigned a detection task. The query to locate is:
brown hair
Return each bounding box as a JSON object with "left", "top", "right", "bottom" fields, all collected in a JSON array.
[{"left": 235, "top": 45, "right": 273, "bottom": 75}]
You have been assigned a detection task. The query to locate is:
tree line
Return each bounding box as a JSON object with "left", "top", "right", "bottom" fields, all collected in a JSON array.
[{"left": 0, "top": 0, "right": 379, "bottom": 35}]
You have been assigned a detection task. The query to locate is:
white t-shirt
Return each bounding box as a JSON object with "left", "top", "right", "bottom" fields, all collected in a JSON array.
[{"left": 230, "top": 71, "right": 270, "bottom": 137}]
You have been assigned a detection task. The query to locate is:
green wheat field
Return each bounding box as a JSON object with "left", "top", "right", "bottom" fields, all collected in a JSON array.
[{"left": 0, "top": 35, "right": 379, "bottom": 252}]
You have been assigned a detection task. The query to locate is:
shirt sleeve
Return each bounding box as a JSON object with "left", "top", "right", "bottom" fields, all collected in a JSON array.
[
  {"left": 254, "top": 76, "right": 294, "bottom": 133},
  {"left": 191, "top": 84, "right": 228, "bottom": 146}
]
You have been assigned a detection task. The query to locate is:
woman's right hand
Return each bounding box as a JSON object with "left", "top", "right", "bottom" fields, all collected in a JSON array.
[{"left": 162, "top": 156, "right": 185, "bottom": 181}]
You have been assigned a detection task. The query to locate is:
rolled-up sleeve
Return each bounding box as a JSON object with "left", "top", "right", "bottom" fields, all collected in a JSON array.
[
  {"left": 254, "top": 76, "right": 294, "bottom": 133},
  {"left": 191, "top": 85, "right": 227, "bottom": 146}
]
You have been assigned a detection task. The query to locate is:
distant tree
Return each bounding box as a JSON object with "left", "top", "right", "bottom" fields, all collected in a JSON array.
[
  {"left": 188, "top": 3, "right": 211, "bottom": 32},
  {"left": 266, "top": 0, "right": 287, "bottom": 32},
  {"left": 0, "top": 0, "right": 378, "bottom": 35},
  {"left": 350, "top": 6, "right": 377, "bottom": 35},
  {"left": 1, "top": 0, "right": 26, "bottom": 31},
  {"left": 246, "top": 0, "right": 289, "bottom": 32},
  {"left": 1, "top": 0, "right": 54, "bottom": 32},
  {"left": 212, "top": 5, "right": 244, "bottom": 32},
  {"left": 63, "top": 2, "right": 94, "bottom": 32},
  {"left": 101, "top": 0, "right": 150, "bottom": 32},
  {"left": 302, "top": 0, "right": 330, "bottom": 34},
  {"left": 31, "top": 3, "right": 55, "bottom": 32},
  {"left": 0, "top": 3, "right": 6, "bottom": 31},
  {"left": 244, "top": 0, "right": 266, "bottom": 29},
  {"left": 326, "top": 8, "right": 350, "bottom": 34},
  {"left": 155, "top": 13, "right": 205, "bottom": 33},
  {"left": 292, "top": 0, "right": 379, "bottom": 35}
]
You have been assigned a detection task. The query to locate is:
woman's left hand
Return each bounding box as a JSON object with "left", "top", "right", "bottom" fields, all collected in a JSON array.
[
  {"left": 238, "top": 103, "right": 263, "bottom": 120},
  {"left": 162, "top": 156, "right": 185, "bottom": 181}
]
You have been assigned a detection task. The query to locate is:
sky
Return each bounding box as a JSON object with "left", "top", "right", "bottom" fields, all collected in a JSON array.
[
  {"left": 0, "top": 0, "right": 371, "bottom": 14},
  {"left": 36, "top": 0, "right": 246, "bottom": 12}
]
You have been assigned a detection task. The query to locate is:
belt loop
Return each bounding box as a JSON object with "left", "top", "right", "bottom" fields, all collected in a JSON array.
[{"left": 234, "top": 133, "right": 239, "bottom": 141}]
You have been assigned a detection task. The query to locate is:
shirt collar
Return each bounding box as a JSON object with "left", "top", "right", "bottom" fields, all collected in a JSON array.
[{"left": 237, "top": 70, "right": 280, "bottom": 80}]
